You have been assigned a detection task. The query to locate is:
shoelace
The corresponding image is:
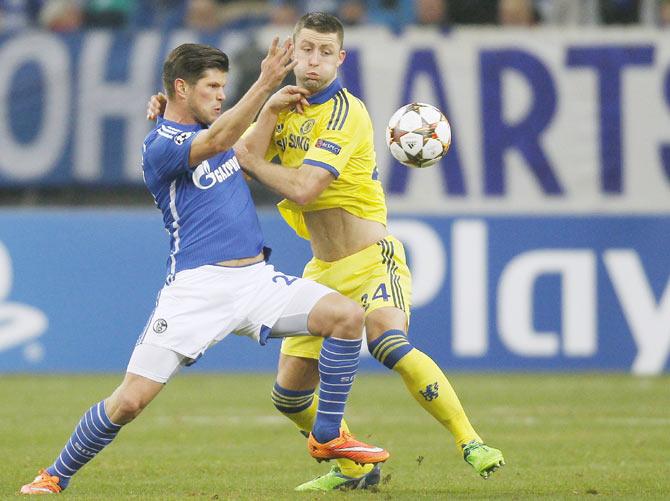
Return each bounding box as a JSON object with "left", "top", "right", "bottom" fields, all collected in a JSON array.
[{"left": 462, "top": 441, "right": 485, "bottom": 458}]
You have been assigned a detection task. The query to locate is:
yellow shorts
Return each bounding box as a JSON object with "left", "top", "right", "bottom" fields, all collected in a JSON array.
[{"left": 281, "top": 235, "right": 412, "bottom": 360}]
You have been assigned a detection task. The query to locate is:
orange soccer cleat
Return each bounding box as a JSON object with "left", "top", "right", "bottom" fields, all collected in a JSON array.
[
  {"left": 19, "top": 469, "right": 62, "bottom": 495},
  {"left": 307, "top": 430, "right": 390, "bottom": 465}
]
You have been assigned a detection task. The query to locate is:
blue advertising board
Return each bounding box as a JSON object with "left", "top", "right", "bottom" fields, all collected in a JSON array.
[
  {"left": 1, "top": 210, "right": 667, "bottom": 374},
  {"left": 1, "top": 28, "right": 669, "bottom": 215}
]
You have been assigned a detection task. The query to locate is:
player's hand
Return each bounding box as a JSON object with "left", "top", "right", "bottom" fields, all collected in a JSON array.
[
  {"left": 267, "top": 85, "right": 310, "bottom": 114},
  {"left": 146, "top": 92, "right": 167, "bottom": 120},
  {"left": 258, "top": 36, "right": 297, "bottom": 91}
]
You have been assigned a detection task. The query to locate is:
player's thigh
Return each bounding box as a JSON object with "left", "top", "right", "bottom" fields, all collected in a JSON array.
[
  {"left": 280, "top": 335, "right": 324, "bottom": 360},
  {"left": 240, "top": 264, "right": 335, "bottom": 345},
  {"left": 314, "top": 236, "right": 412, "bottom": 321},
  {"left": 137, "top": 266, "right": 240, "bottom": 360}
]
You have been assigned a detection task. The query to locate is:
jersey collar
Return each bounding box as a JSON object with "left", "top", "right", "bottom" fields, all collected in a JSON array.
[
  {"left": 157, "top": 116, "right": 204, "bottom": 131},
  {"left": 307, "top": 78, "right": 343, "bottom": 105}
]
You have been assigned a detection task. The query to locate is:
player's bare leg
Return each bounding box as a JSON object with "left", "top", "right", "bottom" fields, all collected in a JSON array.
[
  {"left": 20, "top": 374, "right": 164, "bottom": 494},
  {"left": 365, "top": 306, "right": 504, "bottom": 478}
]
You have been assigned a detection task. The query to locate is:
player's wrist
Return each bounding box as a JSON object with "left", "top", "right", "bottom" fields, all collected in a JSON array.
[{"left": 255, "top": 77, "right": 275, "bottom": 95}]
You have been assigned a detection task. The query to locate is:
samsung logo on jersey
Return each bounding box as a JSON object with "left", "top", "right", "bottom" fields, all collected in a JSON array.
[
  {"left": 315, "top": 139, "right": 341, "bottom": 155},
  {"left": 192, "top": 156, "right": 241, "bottom": 190}
]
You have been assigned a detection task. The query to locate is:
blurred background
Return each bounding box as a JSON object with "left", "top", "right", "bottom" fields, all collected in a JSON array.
[{"left": 0, "top": 0, "right": 668, "bottom": 375}]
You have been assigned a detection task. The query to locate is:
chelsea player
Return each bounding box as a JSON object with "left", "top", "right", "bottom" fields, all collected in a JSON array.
[
  {"left": 235, "top": 13, "right": 506, "bottom": 491},
  {"left": 19, "top": 39, "right": 388, "bottom": 496}
]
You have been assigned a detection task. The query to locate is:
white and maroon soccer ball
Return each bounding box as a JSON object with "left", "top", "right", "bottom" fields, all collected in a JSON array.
[{"left": 386, "top": 103, "right": 451, "bottom": 168}]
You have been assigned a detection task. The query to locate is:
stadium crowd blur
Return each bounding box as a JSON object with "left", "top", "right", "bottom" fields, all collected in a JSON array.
[
  {"left": 1, "top": 0, "right": 670, "bottom": 34},
  {"left": 1, "top": 0, "right": 668, "bottom": 206}
]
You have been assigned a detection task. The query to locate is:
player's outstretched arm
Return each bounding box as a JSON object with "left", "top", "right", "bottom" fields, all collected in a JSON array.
[
  {"left": 235, "top": 144, "right": 333, "bottom": 205},
  {"left": 189, "top": 37, "right": 297, "bottom": 166},
  {"left": 238, "top": 85, "right": 310, "bottom": 157}
]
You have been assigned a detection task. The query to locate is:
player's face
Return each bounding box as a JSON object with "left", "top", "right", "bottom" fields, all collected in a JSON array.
[
  {"left": 186, "top": 69, "right": 227, "bottom": 126},
  {"left": 293, "top": 28, "right": 345, "bottom": 93}
]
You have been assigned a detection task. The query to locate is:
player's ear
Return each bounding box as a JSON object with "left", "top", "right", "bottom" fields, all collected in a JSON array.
[
  {"left": 337, "top": 49, "right": 346, "bottom": 68},
  {"left": 174, "top": 78, "right": 188, "bottom": 99}
]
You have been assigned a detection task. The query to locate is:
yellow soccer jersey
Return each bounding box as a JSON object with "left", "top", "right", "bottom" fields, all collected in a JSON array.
[{"left": 265, "top": 79, "right": 387, "bottom": 240}]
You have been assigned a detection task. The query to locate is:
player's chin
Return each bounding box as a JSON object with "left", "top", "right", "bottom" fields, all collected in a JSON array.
[{"left": 304, "top": 79, "right": 322, "bottom": 92}]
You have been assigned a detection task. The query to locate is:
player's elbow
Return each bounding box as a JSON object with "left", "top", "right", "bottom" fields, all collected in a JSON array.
[
  {"left": 290, "top": 182, "right": 320, "bottom": 206},
  {"left": 290, "top": 191, "right": 315, "bottom": 206}
]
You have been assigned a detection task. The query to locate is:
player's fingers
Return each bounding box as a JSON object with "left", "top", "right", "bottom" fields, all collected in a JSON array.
[
  {"left": 280, "top": 37, "right": 292, "bottom": 54},
  {"left": 295, "top": 95, "right": 310, "bottom": 114},
  {"left": 278, "top": 45, "right": 294, "bottom": 68},
  {"left": 294, "top": 86, "right": 310, "bottom": 97},
  {"left": 268, "top": 36, "right": 279, "bottom": 56},
  {"left": 284, "top": 58, "right": 298, "bottom": 73},
  {"left": 146, "top": 104, "right": 156, "bottom": 121}
]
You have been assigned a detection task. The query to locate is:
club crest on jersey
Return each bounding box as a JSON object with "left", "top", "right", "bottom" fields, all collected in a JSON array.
[
  {"left": 275, "top": 123, "right": 284, "bottom": 133},
  {"left": 192, "top": 157, "right": 241, "bottom": 190},
  {"left": 174, "top": 131, "right": 194, "bottom": 145},
  {"left": 315, "top": 138, "right": 341, "bottom": 155},
  {"left": 300, "top": 119, "right": 315, "bottom": 134}
]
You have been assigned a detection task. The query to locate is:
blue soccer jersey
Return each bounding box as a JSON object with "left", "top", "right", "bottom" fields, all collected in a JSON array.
[{"left": 142, "top": 118, "right": 264, "bottom": 278}]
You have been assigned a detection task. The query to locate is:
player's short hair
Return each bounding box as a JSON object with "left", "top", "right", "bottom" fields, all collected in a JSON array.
[
  {"left": 293, "top": 12, "right": 344, "bottom": 49},
  {"left": 162, "top": 43, "right": 229, "bottom": 99}
]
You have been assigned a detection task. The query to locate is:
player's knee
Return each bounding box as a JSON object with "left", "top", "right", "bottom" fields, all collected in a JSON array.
[
  {"left": 113, "top": 392, "right": 147, "bottom": 423},
  {"left": 310, "top": 294, "right": 364, "bottom": 339},
  {"left": 331, "top": 298, "right": 364, "bottom": 339}
]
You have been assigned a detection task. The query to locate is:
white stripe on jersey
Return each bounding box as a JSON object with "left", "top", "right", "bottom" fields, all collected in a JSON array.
[
  {"left": 168, "top": 179, "right": 181, "bottom": 277},
  {"left": 162, "top": 124, "right": 180, "bottom": 133},
  {"left": 157, "top": 130, "right": 173, "bottom": 140}
]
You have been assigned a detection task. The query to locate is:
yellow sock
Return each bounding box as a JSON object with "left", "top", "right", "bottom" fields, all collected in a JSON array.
[
  {"left": 394, "top": 349, "right": 482, "bottom": 449},
  {"left": 280, "top": 394, "right": 372, "bottom": 478}
]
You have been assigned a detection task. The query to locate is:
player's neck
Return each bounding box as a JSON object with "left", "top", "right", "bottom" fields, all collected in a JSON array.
[
  {"left": 320, "top": 76, "right": 338, "bottom": 91},
  {"left": 163, "top": 102, "right": 198, "bottom": 125}
]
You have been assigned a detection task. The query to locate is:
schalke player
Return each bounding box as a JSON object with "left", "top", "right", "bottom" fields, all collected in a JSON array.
[
  {"left": 19, "top": 39, "right": 388, "bottom": 495},
  {"left": 235, "top": 13, "right": 505, "bottom": 491}
]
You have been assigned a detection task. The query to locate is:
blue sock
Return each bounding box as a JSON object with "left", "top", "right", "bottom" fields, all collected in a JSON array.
[
  {"left": 271, "top": 382, "right": 314, "bottom": 414},
  {"left": 312, "top": 337, "right": 361, "bottom": 443},
  {"left": 367, "top": 329, "right": 413, "bottom": 369},
  {"left": 46, "top": 400, "right": 121, "bottom": 489}
]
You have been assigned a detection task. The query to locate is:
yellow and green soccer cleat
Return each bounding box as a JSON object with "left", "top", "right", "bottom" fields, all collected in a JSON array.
[
  {"left": 462, "top": 441, "right": 505, "bottom": 479},
  {"left": 294, "top": 464, "right": 381, "bottom": 491}
]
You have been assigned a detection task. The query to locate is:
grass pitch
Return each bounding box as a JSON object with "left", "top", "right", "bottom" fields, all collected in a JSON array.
[{"left": 1, "top": 373, "right": 669, "bottom": 499}]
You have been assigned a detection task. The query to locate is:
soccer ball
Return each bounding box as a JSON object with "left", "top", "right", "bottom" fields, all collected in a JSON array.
[{"left": 386, "top": 103, "right": 451, "bottom": 168}]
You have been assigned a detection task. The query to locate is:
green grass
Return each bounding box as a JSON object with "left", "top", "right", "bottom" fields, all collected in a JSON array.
[{"left": 1, "top": 373, "right": 669, "bottom": 499}]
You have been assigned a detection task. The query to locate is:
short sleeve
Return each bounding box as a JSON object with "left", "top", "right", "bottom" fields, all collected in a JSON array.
[
  {"left": 144, "top": 130, "right": 199, "bottom": 180},
  {"left": 303, "top": 102, "right": 362, "bottom": 178}
]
